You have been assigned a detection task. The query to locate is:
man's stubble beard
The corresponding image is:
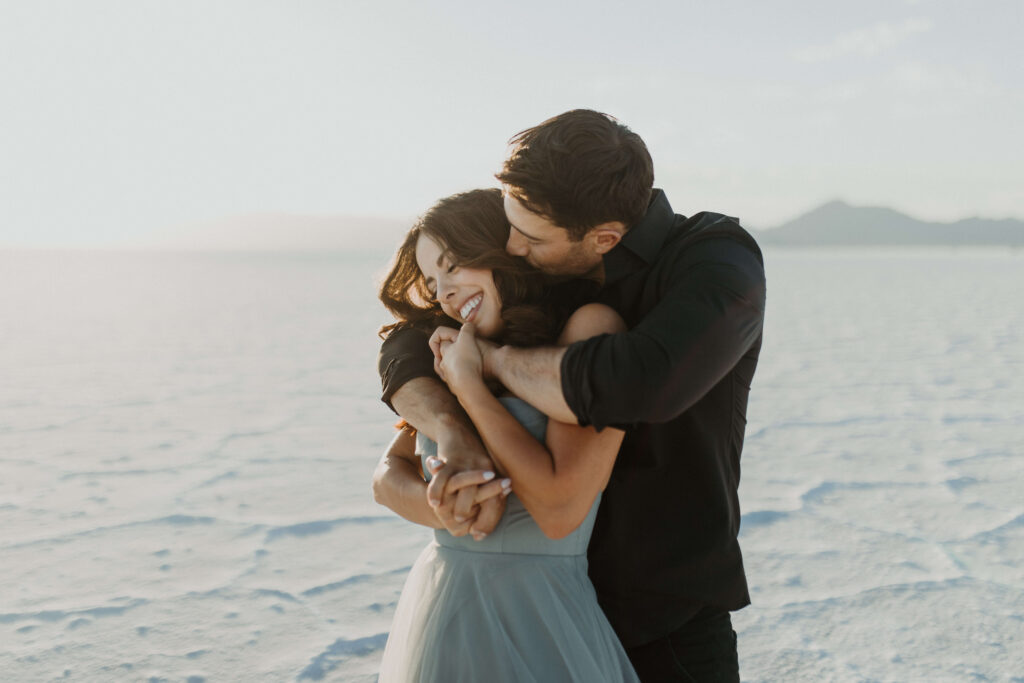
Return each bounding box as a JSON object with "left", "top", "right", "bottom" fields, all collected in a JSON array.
[{"left": 531, "top": 242, "right": 602, "bottom": 280}]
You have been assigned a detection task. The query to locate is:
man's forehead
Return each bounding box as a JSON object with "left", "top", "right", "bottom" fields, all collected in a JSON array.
[{"left": 505, "top": 197, "right": 569, "bottom": 241}]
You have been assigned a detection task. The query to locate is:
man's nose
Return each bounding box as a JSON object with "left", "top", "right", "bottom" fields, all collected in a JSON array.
[{"left": 506, "top": 230, "right": 528, "bottom": 257}]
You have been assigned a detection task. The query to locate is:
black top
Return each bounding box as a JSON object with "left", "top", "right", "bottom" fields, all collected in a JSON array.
[{"left": 378, "top": 190, "right": 766, "bottom": 647}]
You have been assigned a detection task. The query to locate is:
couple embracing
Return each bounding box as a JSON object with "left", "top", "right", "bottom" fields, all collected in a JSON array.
[{"left": 373, "top": 110, "right": 766, "bottom": 682}]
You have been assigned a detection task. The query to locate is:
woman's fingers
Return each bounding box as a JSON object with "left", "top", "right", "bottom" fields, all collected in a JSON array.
[
  {"left": 446, "top": 470, "right": 511, "bottom": 501},
  {"left": 446, "top": 469, "right": 496, "bottom": 492},
  {"left": 474, "top": 477, "right": 513, "bottom": 503},
  {"left": 429, "top": 326, "right": 459, "bottom": 363},
  {"left": 432, "top": 340, "right": 450, "bottom": 380}
]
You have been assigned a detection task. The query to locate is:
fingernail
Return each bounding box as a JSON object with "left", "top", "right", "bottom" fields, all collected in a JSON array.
[
  {"left": 502, "top": 487, "right": 512, "bottom": 497},
  {"left": 472, "top": 532, "right": 486, "bottom": 541},
  {"left": 500, "top": 478, "right": 511, "bottom": 488},
  {"left": 482, "top": 471, "right": 495, "bottom": 481},
  {"left": 454, "top": 516, "right": 466, "bottom": 523}
]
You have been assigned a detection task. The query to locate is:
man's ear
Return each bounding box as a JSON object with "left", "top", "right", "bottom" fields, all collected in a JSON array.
[{"left": 587, "top": 221, "right": 626, "bottom": 255}]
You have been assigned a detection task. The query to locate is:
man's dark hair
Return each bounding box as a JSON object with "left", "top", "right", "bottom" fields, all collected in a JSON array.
[{"left": 495, "top": 109, "right": 654, "bottom": 241}]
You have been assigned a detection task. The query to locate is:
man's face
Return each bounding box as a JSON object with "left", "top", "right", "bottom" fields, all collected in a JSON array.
[{"left": 503, "top": 194, "right": 602, "bottom": 277}]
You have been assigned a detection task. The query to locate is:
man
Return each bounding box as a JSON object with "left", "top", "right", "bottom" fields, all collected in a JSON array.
[{"left": 377, "top": 110, "right": 765, "bottom": 681}]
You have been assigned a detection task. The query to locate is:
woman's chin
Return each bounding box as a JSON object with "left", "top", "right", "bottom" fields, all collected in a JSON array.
[{"left": 476, "top": 320, "right": 501, "bottom": 340}]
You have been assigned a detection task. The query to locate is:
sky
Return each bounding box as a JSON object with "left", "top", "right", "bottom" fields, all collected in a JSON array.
[{"left": 1, "top": 0, "right": 1021, "bottom": 248}]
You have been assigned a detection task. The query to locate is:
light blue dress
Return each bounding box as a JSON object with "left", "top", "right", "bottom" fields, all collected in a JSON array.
[{"left": 378, "top": 397, "right": 639, "bottom": 683}]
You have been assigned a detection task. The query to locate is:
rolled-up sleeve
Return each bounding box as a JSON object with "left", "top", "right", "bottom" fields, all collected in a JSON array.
[
  {"left": 378, "top": 326, "right": 437, "bottom": 412},
  {"left": 561, "top": 239, "right": 766, "bottom": 430}
]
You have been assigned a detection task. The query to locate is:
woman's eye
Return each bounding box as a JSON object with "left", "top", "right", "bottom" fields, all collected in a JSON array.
[{"left": 447, "top": 263, "right": 458, "bottom": 274}]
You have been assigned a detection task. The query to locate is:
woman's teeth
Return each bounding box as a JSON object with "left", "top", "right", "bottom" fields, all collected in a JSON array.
[{"left": 460, "top": 294, "right": 483, "bottom": 320}]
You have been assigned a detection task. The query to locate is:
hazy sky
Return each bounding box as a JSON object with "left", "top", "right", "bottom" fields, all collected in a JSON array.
[{"left": 1, "top": 0, "right": 1021, "bottom": 247}]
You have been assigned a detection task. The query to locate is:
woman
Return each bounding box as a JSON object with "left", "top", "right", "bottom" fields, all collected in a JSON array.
[{"left": 374, "top": 188, "right": 639, "bottom": 683}]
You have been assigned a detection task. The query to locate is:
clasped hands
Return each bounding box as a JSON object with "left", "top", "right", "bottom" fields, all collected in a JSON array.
[{"left": 424, "top": 323, "right": 506, "bottom": 540}]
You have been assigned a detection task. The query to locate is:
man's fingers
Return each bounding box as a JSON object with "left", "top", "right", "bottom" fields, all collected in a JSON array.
[
  {"left": 443, "top": 515, "right": 472, "bottom": 537},
  {"left": 469, "top": 495, "right": 506, "bottom": 539},
  {"left": 430, "top": 491, "right": 475, "bottom": 537},
  {"left": 452, "top": 485, "right": 477, "bottom": 524},
  {"left": 425, "top": 464, "right": 452, "bottom": 507}
]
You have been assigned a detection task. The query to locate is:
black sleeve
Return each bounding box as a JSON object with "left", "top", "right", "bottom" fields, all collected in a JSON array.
[
  {"left": 560, "top": 238, "right": 766, "bottom": 430},
  {"left": 378, "top": 326, "right": 438, "bottom": 413}
]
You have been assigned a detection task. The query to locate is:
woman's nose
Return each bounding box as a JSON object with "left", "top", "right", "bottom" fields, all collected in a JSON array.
[{"left": 437, "top": 275, "right": 457, "bottom": 301}]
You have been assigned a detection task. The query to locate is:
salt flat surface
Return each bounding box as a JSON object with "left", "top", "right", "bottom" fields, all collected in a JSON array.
[{"left": 1, "top": 248, "right": 1021, "bottom": 682}]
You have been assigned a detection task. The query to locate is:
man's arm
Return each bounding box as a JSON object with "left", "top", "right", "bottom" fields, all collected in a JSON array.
[
  {"left": 372, "top": 427, "right": 444, "bottom": 529},
  {"left": 485, "top": 239, "right": 766, "bottom": 429},
  {"left": 483, "top": 345, "right": 574, "bottom": 423},
  {"left": 378, "top": 327, "right": 506, "bottom": 537}
]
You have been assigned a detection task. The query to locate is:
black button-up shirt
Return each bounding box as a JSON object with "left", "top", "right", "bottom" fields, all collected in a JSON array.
[{"left": 378, "top": 190, "right": 766, "bottom": 647}]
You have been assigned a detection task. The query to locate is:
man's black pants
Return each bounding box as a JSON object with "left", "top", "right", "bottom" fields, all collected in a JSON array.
[{"left": 624, "top": 608, "right": 739, "bottom": 683}]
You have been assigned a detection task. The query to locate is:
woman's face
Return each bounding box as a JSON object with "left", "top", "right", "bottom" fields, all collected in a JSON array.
[{"left": 415, "top": 234, "right": 504, "bottom": 338}]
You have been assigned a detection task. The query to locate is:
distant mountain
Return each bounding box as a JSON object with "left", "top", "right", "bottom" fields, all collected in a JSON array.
[
  {"left": 757, "top": 201, "right": 1024, "bottom": 246},
  {"left": 138, "top": 212, "right": 412, "bottom": 252}
]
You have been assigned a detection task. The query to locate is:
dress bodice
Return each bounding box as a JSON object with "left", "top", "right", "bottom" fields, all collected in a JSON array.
[{"left": 417, "top": 396, "right": 599, "bottom": 557}]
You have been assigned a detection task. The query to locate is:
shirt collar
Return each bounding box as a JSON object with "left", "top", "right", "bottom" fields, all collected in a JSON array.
[{"left": 603, "top": 189, "right": 676, "bottom": 285}]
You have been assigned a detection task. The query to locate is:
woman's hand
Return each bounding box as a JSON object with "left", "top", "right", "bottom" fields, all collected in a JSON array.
[
  {"left": 431, "top": 323, "right": 485, "bottom": 393},
  {"left": 425, "top": 456, "right": 512, "bottom": 505},
  {"left": 428, "top": 326, "right": 459, "bottom": 380}
]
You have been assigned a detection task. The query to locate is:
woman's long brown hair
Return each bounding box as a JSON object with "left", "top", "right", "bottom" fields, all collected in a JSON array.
[{"left": 378, "top": 189, "right": 558, "bottom": 347}]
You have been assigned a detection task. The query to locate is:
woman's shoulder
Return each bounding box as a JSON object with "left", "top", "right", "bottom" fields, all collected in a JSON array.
[{"left": 557, "top": 303, "right": 627, "bottom": 345}]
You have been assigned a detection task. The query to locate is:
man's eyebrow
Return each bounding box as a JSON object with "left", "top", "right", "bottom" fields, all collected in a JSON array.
[{"left": 510, "top": 223, "right": 541, "bottom": 242}]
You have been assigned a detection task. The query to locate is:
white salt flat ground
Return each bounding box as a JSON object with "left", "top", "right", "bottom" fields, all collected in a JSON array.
[{"left": 0, "top": 248, "right": 1021, "bottom": 682}]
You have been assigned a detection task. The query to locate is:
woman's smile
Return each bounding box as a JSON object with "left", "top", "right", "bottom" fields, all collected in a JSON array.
[{"left": 459, "top": 293, "right": 483, "bottom": 321}]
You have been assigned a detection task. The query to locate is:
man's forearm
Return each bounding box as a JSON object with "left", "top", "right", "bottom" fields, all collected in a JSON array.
[
  {"left": 372, "top": 448, "right": 444, "bottom": 529},
  {"left": 391, "top": 376, "right": 472, "bottom": 441},
  {"left": 487, "top": 345, "right": 576, "bottom": 424},
  {"left": 390, "top": 376, "right": 493, "bottom": 469}
]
